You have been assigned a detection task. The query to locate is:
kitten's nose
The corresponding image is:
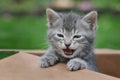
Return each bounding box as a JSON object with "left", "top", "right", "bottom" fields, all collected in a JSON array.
[{"left": 65, "top": 43, "right": 71, "bottom": 48}]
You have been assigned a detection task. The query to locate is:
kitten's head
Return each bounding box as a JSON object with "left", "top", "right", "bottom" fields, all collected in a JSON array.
[{"left": 46, "top": 8, "right": 98, "bottom": 58}]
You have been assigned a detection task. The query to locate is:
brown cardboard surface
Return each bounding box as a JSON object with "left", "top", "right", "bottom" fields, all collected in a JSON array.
[
  {"left": 23, "top": 49, "right": 120, "bottom": 78},
  {"left": 16, "top": 48, "right": 120, "bottom": 78},
  {"left": 0, "top": 53, "right": 120, "bottom": 80},
  {"left": 96, "top": 53, "right": 120, "bottom": 78}
]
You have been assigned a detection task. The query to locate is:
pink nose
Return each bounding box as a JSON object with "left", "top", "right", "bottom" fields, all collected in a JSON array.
[{"left": 65, "top": 44, "right": 71, "bottom": 48}]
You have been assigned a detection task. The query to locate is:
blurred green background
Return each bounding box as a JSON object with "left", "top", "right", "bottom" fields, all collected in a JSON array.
[{"left": 0, "top": 0, "right": 120, "bottom": 59}]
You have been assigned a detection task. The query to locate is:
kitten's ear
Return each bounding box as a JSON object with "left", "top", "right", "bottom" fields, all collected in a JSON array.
[
  {"left": 46, "top": 8, "right": 60, "bottom": 25},
  {"left": 82, "top": 11, "right": 98, "bottom": 30}
]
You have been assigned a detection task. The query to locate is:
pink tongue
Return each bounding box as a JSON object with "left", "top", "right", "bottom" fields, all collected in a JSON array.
[{"left": 63, "top": 48, "right": 73, "bottom": 55}]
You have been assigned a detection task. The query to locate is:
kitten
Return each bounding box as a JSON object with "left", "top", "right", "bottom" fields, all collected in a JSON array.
[{"left": 39, "top": 8, "right": 98, "bottom": 71}]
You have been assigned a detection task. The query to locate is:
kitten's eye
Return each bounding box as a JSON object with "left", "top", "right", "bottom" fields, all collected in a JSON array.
[
  {"left": 57, "top": 34, "right": 64, "bottom": 38},
  {"left": 73, "top": 35, "right": 81, "bottom": 38}
]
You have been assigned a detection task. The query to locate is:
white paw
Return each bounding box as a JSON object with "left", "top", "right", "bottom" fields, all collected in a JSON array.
[
  {"left": 67, "top": 58, "right": 87, "bottom": 71},
  {"left": 39, "top": 56, "right": 57, "bottom": 68}
]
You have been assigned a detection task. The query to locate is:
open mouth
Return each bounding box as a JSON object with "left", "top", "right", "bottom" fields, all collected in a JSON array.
[{"left": 63, "top": 48, "right": 75, "bottom": 56}]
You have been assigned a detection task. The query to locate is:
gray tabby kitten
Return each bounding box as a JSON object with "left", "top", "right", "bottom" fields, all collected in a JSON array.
[{"left": 39, "top": 8, "right": 98, "bottom": 71}]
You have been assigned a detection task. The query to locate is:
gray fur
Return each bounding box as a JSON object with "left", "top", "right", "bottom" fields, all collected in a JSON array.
[{"left": 39, "top": 8, "right": 99, "bottom": 71}]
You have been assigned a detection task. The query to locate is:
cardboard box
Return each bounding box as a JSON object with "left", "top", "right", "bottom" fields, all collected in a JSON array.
[{"left": 0, "top": 49, "right": 120, "bottom": 80}]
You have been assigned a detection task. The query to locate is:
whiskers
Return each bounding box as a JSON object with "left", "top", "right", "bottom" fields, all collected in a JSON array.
[
  {"left": 79, "top": 42, "right": 90, "bottom": 49},
  {"left": 39, "top": 41, "right": 49, "bottom": 49}
]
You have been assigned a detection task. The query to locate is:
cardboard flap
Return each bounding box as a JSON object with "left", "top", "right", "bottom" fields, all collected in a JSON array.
[{"left": 0, "top": 53, "right": 119, "bottom": 80}]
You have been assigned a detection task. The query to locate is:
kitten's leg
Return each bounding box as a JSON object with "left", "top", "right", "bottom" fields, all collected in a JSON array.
[
  {"left": 67, "top": 58, "right": 88, "bottom": 71},
  {"left": 39, "top": 48, "right": 59, "bottom": 68},
  {"left": 87, "top": 58, "right": 99, "bottom": 72}
]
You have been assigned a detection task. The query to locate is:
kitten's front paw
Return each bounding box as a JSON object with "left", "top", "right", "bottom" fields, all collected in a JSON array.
[
  {"left": 39, "top": 56, "right": 58, "bottom": 68},
  {"left": 67, "top": 59, "right": 88, "bottom": 71}
]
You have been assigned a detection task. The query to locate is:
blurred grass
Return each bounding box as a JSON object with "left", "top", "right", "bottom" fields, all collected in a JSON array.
[
  {"left": 96, "top": 13, "right": 120, "bottom": 49},
  {"left": 0, "top": 16, "right": 48, "bottom": 49},
  {"left": 92, "top": 0, "right": 120, "bottom": 10},
  {"left": 0, "top": 52, "right": 16, "bottom": 59},
  {"left": 0, "top": 0, "right": 49, "bottom": 12},
  {"left": 0, "top": 13, "right": 120, "bottom": 59}
]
